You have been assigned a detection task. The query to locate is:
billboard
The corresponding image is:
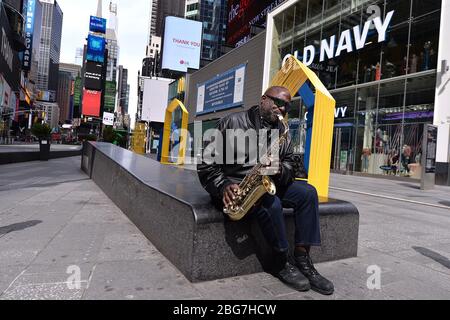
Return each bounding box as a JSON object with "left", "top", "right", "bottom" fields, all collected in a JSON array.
[
  {"left": 84, "top": 61, "right": 102, "bottom": 91},
  {"left": 161, "top": 16, "right": 202, "bottom": 72},
  {"left": 37, "top": 90, "right": 56, "bottom": 102},
  {"left": 103, "top": 81, "right": 116, "bottom": 113},
  {"left": 0, "top": 5, "right": 21, "bottom": 91},
  {"left": 90, "top": 16, "right": 107, "bottom": 34},
  {"left": 22, "top": 0, "right": 37, "bottom": 70},
  {"left": 102, "top": 112, "right": 114, "bottom": 126},
  {"left": 197, "top": 64, "right": 246, "bottom": 115},
  {"left": 73, "top": 77, "right": 82, "bottom": 106},
  {"left": 82, "top": 89, "right": 101, "bottom": 117},
  {"left": 86, "top": 35, "right": 106, "bottom": 63},
  {"left": 141, "top": 78, "right": 172, "bottom": 122},
  {"left": 227, "top": 0, "right": 285, "bottom": 48}
]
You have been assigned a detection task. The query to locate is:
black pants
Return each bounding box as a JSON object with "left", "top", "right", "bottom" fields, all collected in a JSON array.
[{"left": 250, "top": 181, "right": 321, "bottom": 253}]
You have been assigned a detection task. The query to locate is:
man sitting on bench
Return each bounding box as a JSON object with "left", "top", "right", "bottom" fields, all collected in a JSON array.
[{"left": 197, "top": 86, "right": 334, "bottom": 295}]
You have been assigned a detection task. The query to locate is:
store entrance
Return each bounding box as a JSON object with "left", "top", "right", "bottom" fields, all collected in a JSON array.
[{"left": 332, "top": 126, "right": 353, "bottom": 172}]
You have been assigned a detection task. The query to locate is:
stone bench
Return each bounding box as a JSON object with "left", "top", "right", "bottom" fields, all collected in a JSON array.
[{"left": 82, "top": 142, "right": 359, "bottom": 282}]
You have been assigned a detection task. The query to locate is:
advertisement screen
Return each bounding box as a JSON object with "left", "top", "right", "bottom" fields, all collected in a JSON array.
[
  {"left": 197, "top": 64, "right": 246, "bottom": 115},
  {"left": 84, "top": 61, "right": 103, "bottom": 91},
  {"left": 86, "top": 35, "right": 105, "bottom": 63},
  {"left": 141, "top": 78, "right": 172, "bottom": 122},
  {"left": 161, "top": 16, "right": 202, "bottom": 72},
  {"left": 90, "top": 16, "right": 107, "bottom": 34},
  {"left": 82, "top": 89, "right": 101, "bottom": 117},
  {"left": 102, "top": 112, "right": 114, "bottom": 126},
  {"left": 104, "top": 81, "right": 116, "bottom": 113},
  {"left": 227, "top": 0, "right": 285, "bottom": 48},
  {"left": 22, "top": 0, "right": 37, "bottom": 71}
]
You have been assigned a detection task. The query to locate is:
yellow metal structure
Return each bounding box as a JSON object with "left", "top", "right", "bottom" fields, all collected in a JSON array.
[
  {"left": 131, "top": 122, "right": 146, "bottom": 155},
  {"left": 161, "top": 99, "right": 189, "bottom": 165},
  {"left": 270, "top": 55, "right": 336, "bottom": 199}
]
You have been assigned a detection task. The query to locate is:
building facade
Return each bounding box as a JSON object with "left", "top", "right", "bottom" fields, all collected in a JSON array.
[
  {"left": 262, "top": 0, "right": 449, "bottom": 184},
  {"left": 36, "top": 0, "right": 63, "bottom": 92},
  {"left": 148, "top": 0, "right": 158, "bottom": 41},
  {"left": 74, "top": 47, "right": 83, "bottom": 66},
  {"left": 185, "top": 31, "right": 267, "bottom": 140},
  {"left": 185, "top": 0, "right": 228, "bottom": 65},
  {"left": 56, "top": 70, "right": 71, "bottom": 122},
  {"left": 59, "top": 62, "right": 81, "bottom": 79},
  {"left": 105, "top": 2, "right": 119, "bottom": 83},
  {"left": 155, "top": 0, "right": 185, "bottom": 37},
  {"left": 117, "top": 65, "right": 129, "bottom": 114}
]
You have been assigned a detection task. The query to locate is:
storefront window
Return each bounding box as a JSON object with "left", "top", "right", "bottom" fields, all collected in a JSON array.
[
  {"left": 380, "top": 20, "right": 409, "bottom": 79},
  {"left": 373, "top": 79, "right": 405, "bottom": 174},
  {"left": 409, "top": 9, "right": 440, "bottom": 73},
  {"left": 293, "top": 1, "right": 308, "bottom": 38},
  {"left": 412, "top": 0, "right": 441, "bottom": 19},
  {"left": 335, "top": 9, "right": 361, "bottom": 88},
  {"left": 332, "top": 89, "right": 357, "bottom": 171},
  {"left": 317, "top": 15, "right": 340, "bottom": 89},
  {"left": 385, "top": 0, "right": 411, "bottom": 26},
  {"left": 347, "top": 84, "right": 377, "bottom": 173},
  {"left": 269, "top": 0, "right": 442, "bottom": 178},
  {"left": 307, "top": 0, "right": 324, "bottom": 33}
]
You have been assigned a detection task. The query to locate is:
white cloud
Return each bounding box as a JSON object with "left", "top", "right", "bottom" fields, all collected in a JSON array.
[{"left": 58, "top": 0, "right": 150, "bottom": 128}]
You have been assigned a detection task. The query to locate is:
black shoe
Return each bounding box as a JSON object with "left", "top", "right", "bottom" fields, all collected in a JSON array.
[
  {"left": 275, "top": 262, "right": 311, "bottom": 292},
  {"left": 294, "top": 254, "right": 334, "bottom": 295}
]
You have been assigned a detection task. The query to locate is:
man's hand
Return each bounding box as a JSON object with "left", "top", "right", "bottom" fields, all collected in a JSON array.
[{"left": 223, "top": 184, "right": 240, "bottom": 207}]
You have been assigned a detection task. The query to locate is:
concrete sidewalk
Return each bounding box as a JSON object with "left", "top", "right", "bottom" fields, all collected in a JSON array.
[
  {"left": 0, "top": 157, "right": 449, "bottom": 300},
  {"left": 0, "top": 144, "right": 82, "bottom": 153}
]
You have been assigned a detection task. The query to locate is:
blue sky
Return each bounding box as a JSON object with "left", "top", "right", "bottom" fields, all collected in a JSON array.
[{"left": 58, "top": 0, "right": 151, "bottom": 126}]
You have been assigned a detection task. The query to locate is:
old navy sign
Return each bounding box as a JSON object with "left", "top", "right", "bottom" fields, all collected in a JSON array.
[
  {"left": 283, "top": 10, "right": 395, "bottom": 67},
  {"left": 23, "top": 0, "right": 36, "bottom": 71}
]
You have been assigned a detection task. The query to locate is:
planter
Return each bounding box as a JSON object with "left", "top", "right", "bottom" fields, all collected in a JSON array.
[{"left": 39, "top": 139, "right": 51, "bottom": 161}]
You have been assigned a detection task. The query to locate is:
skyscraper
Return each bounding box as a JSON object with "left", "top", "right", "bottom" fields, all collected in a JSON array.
[
  {"left": 148, "top": 0, "right": 158, "bottom": 43},
  {"left": 56, "top": 70, "right": 72, "bottom": 122},
  {"left": 74, "top": 47, "right": 84, "bottom": 66},
  {"left": 36, "top": 0, "right": 63, "bottom": 93},
  {"left": 96, "top": 0, "right": 102, "bottom": 17},
  {"left": 105, "top": 1, "right": 119, "bottom": 82},
  {"left": 117, "top": 65, "right": 129, "bottom": 114},
  {"left": 143, "top": 0, "right": 185, "bottom": 77},
  {"left": 154, "top": 0, "right": 185, "bottom": 37},
  {"left": 185, "top": 0, "right": 227, "bottom": 65}
]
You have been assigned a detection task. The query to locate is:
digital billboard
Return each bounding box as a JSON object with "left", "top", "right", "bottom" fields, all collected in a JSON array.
[
  {"left": 84, "top": 61, "right": 103, "bottom": 91},
  {"left": 197, "top": 64, "right": 246, "bottom": 115},
  {"left": 86, "top": 35, "right": 106, "bottom": 63},
  {"left": 227, "top": 0, "right": 285, "bottom": 48},
  {"left": 90, "top": 16, "right": 107, "bottom": 34},
  {"left": 22, "top": 0, "right": 37, "bottom": 71},
  {"left": 161, "top": 16, "right": 202, "bottom": 72},
  {"left": 141, "top": 78, "right": 172, "bottom": 122},
  {"left": 102, "top": 112, "right": 114, "bottom": 126},
  {"left": 82, "top": 89, "right": 101, "bottom": 117},
  {"left": 103, "top": 81, "right": 116, "bottom": 113}
]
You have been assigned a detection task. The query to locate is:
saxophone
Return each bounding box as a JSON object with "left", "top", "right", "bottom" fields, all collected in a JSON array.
[{"left": 223, "top": 115, "right": 290, "bottom": 221}]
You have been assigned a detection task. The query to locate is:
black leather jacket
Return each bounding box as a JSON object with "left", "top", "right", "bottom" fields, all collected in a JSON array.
[{"left": 197, "top": 106, "right": 296, "bottom": 204}]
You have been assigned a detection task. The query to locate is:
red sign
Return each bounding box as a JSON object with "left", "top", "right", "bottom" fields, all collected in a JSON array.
[
  {"left": 82, "top": 89, "right": 101, "bottom": 117},
  {"left": 227, "top": 0, "right": 285, "bottom": 47}
]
